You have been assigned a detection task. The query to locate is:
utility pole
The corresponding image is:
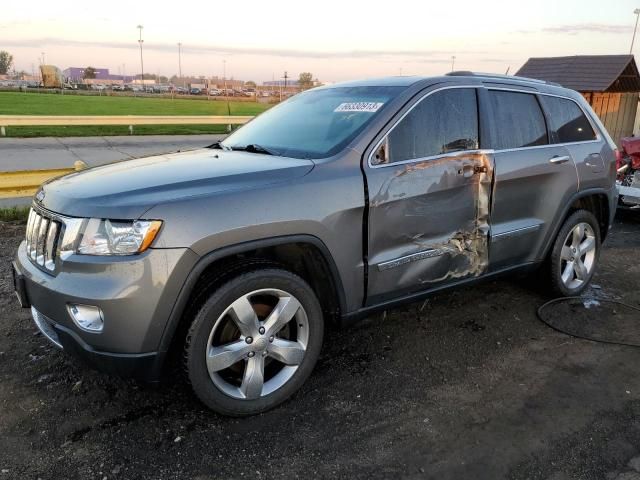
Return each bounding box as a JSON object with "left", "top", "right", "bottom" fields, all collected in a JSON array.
[
  {"left": 283, "top": 71, "right": 288, "bottom": 101},
  {"left": 451, "top": 55, "right": 456, "bottom": 72},
  {"left": 223, "top": 59, "right": 227, "bottom": 97},
  {"left": 41, "top": 52, "right": 46, "bottom": 65},
  {"left": 137, "top": 25, "right": 145, "bottom": 89},
  {"left": 631, "top": 9, "right": 640, "bottom": 54},
  {"left": 177, "top": 42, "right": 183, "bottom": 88}
]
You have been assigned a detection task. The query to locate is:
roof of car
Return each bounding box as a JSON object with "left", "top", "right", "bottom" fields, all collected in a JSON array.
[{"left": 324, "top": 73, "right": 560, "bottom": 89}]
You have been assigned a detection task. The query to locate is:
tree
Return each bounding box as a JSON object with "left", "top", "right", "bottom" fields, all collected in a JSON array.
[
  {"left": 0, "top": 51, "right": 14, "bottom": 75},
  {"left": 298, "top": 72, "right": 314, "bottom": 91},
  {"left": 245, "top": 80, "right": 256, "bottom": 88},
  {"left": 83, "top": 66, "right": 97, "bottom": 79}
]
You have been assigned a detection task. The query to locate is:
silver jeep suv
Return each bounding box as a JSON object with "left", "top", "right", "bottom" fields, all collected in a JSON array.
[{"left": 13, "top": 72, "right": 618, "bottom": 415}]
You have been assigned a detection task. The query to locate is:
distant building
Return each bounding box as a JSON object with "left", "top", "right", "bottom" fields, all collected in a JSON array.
[
  {"left": 517, "top": 55, "right": 640, "bottom": 143},
  {"left": 263, "top": 80, "right": 300, "bottom": 87},
  {"left": 63, "top": 67, "right": 135, "bottom": 83}
]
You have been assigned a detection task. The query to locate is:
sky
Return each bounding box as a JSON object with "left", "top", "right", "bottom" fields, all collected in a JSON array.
[{"left": 2, "top": 0, "right": 640, "bottom": 83}]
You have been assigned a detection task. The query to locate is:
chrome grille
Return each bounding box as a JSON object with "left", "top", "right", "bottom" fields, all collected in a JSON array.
[{"left": 25, "top": 208, "right": 62, "bottom": 272}]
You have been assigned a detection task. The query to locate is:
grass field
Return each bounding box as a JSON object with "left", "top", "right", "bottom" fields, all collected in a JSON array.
[{"left": 0, "top": 92, "right": 271, "bottom": 137}]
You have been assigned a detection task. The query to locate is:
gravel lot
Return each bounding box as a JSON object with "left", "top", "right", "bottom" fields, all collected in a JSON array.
[{"left": 1, "top": 212, "right": 640, "bottom": 480}]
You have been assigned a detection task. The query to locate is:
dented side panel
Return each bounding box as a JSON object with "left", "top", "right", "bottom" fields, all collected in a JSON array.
[{"left": 365, "top": 151, "right": 494, "bottom": 304}]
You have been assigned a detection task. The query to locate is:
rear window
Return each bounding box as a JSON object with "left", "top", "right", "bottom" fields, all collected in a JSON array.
[
  {"left": 488, "top": 91, "right": 548, "bottom": 150},
  {"left": 539, "top": 96, "right": 597, "bottom": 143}
]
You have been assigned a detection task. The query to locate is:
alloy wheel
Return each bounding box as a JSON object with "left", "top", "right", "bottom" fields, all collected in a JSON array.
[
  {"left": 204, "top": 288, "right": 309, "bottom": 400},
  {"left": 559, "top": 222, "right": 597, "bottom": 290}
]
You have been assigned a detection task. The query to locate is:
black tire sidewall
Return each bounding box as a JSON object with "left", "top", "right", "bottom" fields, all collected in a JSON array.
[
  {"left": 550, "top": 209, "right": 601, "bottom": 297},
  {"left": 185, "top": 269, "right": 324, "bottom": 416}
]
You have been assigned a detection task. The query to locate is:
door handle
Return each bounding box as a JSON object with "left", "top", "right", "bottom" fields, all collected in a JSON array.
[
  {"left": 458, "top": 163, "right": 475, "bottom": 178},
  {"left": 549, "top": 155, "right": 571, "bottom": 164}
]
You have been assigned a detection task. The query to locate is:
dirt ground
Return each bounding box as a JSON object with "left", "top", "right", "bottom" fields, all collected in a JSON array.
[{"left": 1, "top": 212, "right": 640, "bottom": 480}]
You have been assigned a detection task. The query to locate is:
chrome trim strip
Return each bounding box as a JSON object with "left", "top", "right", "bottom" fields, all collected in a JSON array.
[
  {"left": 373, "top": 149, "right": 495, "bottom": 169},
  {"left": 491, "top": 224, "right": 542, "bottom": 239},
  {"left": 377, "top": 248, "right": 445, "bottom": 271},
  {"left": 31, "top": 307, "right": 63, "bottom": 349},
  {"left": 366, "top": 84, "right": 603, "bottom": 169}
]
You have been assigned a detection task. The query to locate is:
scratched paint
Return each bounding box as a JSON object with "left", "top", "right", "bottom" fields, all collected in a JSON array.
[{"left": 366, "top": 151, "right": 494, "bottom": 298}]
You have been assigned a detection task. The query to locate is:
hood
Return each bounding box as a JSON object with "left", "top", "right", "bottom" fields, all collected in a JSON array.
[{"left": 38, "top": 149, "right": 315, "bottom": 219}]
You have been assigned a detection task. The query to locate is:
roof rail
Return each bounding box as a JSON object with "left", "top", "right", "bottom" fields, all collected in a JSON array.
[{"left": 446, "top": 71, "right": 552, "bottom": 85}]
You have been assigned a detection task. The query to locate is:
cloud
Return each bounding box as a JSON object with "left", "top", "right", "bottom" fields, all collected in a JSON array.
[
  {"left": 2, "top": 37, "right": 484, "bottom": 60},
  {"left": 542, "top": 23, "right": 634, "bottom": 35}
]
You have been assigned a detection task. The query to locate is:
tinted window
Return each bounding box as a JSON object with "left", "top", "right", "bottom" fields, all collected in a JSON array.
[
  {"left": 539, "top": 96, "right": 597, "bottom": 143},
  {"left": 386, "top": 88, "right": 479, "bottom": 163},
  {"left": 489, "top": 91, "right": 548, "bottom": 150}
]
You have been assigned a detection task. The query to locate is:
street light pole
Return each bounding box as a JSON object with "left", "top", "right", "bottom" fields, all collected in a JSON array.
[
  {"left": 223, "top": 59, "right": 227, "bottom": 96},
  {"left": 137, "top": 25, "right": 145, "bottom": 89},
  {"left": 177, "top": 42, "right": 183, "bottom": 88},
  {"left": 632, "top": 9, "right": 640, "bottom": 54},
  {"left": 41, "top": 52, "right": 45, "bottom": 65},
  {"left": 451, "top": 55, "right": 456, "bottom": 72}
]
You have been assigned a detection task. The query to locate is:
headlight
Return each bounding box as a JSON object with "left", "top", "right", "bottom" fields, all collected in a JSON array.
[{"left": 77, "top": 219, "right": 162, "bottom": 255}]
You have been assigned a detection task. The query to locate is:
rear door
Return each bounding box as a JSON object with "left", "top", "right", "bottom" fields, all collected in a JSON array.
[
  {"left": 364, "top": 86, "right": 494, "bottom": 305},
  {"left": 488, "top": 89, "right": 578, "bottom": 269},
  {"left": 538, "top": 95, "right": 604, "bottom": 191}
]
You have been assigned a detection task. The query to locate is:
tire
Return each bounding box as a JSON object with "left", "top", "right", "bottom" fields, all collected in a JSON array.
[
  {"left": 549, "top": 209, "right": 601, "bottom": 297},
  {"left": 184, "top": 268, "right": 324, "bottom": 416}
]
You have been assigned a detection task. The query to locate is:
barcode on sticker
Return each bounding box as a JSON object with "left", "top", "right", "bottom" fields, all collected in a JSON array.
[{"left": 334, "top": 102, "right": 384, "bottom": 113}]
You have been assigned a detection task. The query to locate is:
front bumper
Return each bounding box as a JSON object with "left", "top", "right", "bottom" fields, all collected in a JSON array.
[
  {"left": 30, "top": 306, "right": 164, "bottom": 380},
  {"left": 13, "top": 241, "right": 199, "bottom": 380}
]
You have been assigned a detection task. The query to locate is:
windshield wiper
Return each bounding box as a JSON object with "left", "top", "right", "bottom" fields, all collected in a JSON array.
[
  {"left": 207, "top": 140, "right": 229, "bottom": 150},
  {"left": 229, "top": 144, "right": 278, "bottom": 156}
]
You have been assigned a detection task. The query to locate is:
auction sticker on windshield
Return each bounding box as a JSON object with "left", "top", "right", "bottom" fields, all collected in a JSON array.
[{"left": 334, "top": 102, "right": 384, "bottom": 113}]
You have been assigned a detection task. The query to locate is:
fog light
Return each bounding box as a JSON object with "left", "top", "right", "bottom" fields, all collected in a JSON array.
[{"left": 67, "top": 304, "right": 104, "bottom": 332}]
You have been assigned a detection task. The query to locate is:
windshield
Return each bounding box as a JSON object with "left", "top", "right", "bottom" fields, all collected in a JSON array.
[{"left": 221, "top": 86, "right": 404, "bottom": 159}]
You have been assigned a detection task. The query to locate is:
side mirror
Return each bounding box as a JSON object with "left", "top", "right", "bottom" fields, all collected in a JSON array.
[{"left": 374, "top": 138, "right": 389, "bottom": 165}]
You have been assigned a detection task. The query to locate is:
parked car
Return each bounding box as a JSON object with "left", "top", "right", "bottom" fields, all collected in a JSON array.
[
  {"left": 190, "top": 87, "right": 202, "bottom": 95},
  {"left": 208, "top": 88, "right": 221, "bottom": 96},
  {"left": 13, "top": 73, "right": 617, "bottom": 416}
]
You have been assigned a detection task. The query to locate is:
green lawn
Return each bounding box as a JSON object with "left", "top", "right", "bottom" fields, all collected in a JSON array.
[{"left": 0, "top": 92, "right": 271, "bottom": 137}]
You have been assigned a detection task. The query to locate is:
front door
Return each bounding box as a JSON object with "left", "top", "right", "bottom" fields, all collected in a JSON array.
[{"left": 364, "top": 87, "right": 494, "bottom": 305}]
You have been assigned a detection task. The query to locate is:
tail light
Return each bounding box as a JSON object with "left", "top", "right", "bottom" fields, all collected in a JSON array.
[{"left": 615, "top": 149, "right": 623, "bottom": 170}]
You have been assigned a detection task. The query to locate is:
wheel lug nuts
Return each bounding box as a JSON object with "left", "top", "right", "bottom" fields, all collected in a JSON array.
[
  {"left": 248, "top": 351, "right": 255, "bottom": 358},
  {"left": 259, "top": 327, "right": 265, "bottom": 334},
  {"left": 245, "top": 337, "right": 253, "bottom": 344},
  {"left": 269, "top": 336, "right": 274, "bottom": 343}
]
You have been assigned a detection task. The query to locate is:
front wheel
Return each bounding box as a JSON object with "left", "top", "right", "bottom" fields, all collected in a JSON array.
[
  {"left": 184, "top": 268, "right": 324, "bottom": 416},
  {"left": 549, "top": 209, "right": 601, "bottom": 297}
]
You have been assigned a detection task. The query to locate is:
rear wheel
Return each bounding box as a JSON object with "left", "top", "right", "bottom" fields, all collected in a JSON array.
[
  {"left": 549, "top": 209, "right": 601, "bottom": 296},
  {"left": 184, "top": 268, "right": 323, "bottom": 416}
]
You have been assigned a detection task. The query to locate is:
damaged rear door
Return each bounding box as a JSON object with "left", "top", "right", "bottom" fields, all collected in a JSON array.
[{"left": 364, "top": 86, "right": 494, "bottom": 305}]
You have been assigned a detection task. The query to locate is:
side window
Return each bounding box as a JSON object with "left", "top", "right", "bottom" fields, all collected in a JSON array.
[
  {"left": 386, "top": 88, "right": 479, "bottom": 163},
  {"left": 539, "top": 96, "right": 597, "bottom": 143},
  {"left": 488, "top": 91, "right": 548, "bottom": 150}
]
